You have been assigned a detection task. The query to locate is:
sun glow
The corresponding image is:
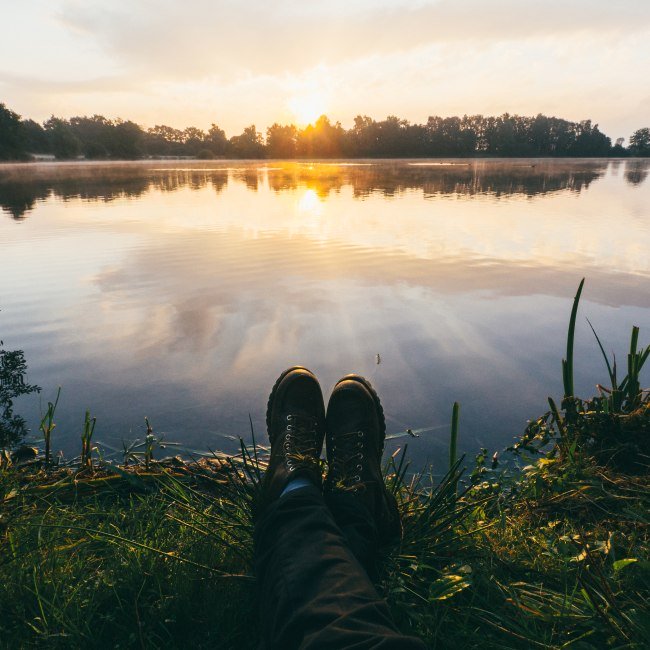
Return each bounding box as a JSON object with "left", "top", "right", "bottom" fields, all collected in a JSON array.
[{"left": 288, "top": 88, "right": 328, "bottom": 126}]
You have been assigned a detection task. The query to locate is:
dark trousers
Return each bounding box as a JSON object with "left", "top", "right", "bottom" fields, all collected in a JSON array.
[{"left": 254, "top": 485, "right": 427, "bottom": 649}]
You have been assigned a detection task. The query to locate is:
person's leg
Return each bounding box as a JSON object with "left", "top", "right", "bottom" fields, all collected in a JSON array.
[
  {"left": 324, "top": 375, "right": 402, "bottom": 579},
  {"left": 324, "top": 489, "right": 379, "bottom": 580},
  {"left": 254, "top": 367, "right": 425, "bottom": 649},
  {"left": 255, "top": 485, "right": 424, "bottom": 649}
]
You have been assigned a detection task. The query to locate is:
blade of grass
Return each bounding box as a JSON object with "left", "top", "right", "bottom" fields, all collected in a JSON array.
[
  {"left": 586, "top": 319, "right": 616, "bottom": 390},
  {"left": 563, "top": 278, "right": 585, "bottom": 398},
  {"left": 449, "top": 402, "right": 460, "bottom": 471}
]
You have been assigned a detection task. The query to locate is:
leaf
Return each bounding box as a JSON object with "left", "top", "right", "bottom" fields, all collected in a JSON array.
[
  {"left": 613, "top": 558, "right": 638, "bottom": 572},
  {"left": 429, "top": 574, "right": 472, "bottom": 601},
  {"left": 563, "top": 278, "right": 585, "bottom": 398}
]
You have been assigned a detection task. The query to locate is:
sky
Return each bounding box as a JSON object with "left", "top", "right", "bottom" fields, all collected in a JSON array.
[{"left": 1, "top": 0, "right": 649, "bottom": 140}]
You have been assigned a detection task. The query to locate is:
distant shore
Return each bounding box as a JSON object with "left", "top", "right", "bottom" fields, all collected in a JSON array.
[{"left": 2, "top": 103, "right": 649, "bottom": 162}]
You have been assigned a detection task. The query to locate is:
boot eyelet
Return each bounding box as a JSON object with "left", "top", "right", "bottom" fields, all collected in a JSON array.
[
  {"left": 288, "top": 465, "right": 296, "bottom": 472},
  {"left": 286, "top": 425, "right": 294, "bottom": 432},
  {"left": 357, "top": 431, "right": 363, "bottom": 437},
  {"left": 286, "top": 415, "right": 293, "bottom": 421}
]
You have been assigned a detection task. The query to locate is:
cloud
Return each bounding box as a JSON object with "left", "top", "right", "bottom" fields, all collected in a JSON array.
[
  {"left": 57, "top": 0, "right": 650, "bottom": 80},
  {"left": 3, "top": 1, "right": 649, "bottom": 136},
  {"left": 0, "top": 72, "right": 136, "bottom": 94}
]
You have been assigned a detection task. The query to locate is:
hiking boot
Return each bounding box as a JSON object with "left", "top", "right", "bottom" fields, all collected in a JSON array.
[
  {"left": 260, "top": 366, "right": 326, "bottom": 506},
  {"left": 325, "top": 375, "right": 401, "bottom": 540}
]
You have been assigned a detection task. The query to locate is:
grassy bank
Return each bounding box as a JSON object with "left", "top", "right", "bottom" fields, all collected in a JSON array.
[{"left": 1, "top": 283, "right": 648, "bottom": 649}]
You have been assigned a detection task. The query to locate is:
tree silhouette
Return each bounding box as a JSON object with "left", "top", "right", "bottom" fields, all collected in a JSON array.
[
  {"left": 229, "top": 125, "right": 265, "bottom": 158},
  {"left": 0, "top": 104, "right": 25, "bottom": 160},
  {"left": 0, "top": 100, "right": 647, "bottom": 160},
  {"left": 44, "top": 117, "right": 82, "bottom": 159},
  {"left": 266, "top": 123, "right": 298, "bottom": 158},
  {"left": 629, "top": 128, "right": 650, "bottom": 156},
  {"left": 296, "top": 116, "right": 344, "bottom": 158},
  {"left": 206, "top": 124, "right": 228, "bottom": 156}
]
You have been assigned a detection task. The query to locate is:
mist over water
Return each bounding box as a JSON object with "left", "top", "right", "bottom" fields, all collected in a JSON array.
[{"left": 1, "top": 159, "right": 648, "bottom": 472}]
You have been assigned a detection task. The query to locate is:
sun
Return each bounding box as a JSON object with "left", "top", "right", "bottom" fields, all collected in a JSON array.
[{"left": 288, "top": 89, "right": 328, "bottom": 126}]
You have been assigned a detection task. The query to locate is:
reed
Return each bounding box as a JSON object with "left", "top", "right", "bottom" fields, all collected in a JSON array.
[
  {"left": 80, "top": 409, "right": 96, "bottom": 469},
  {"left": 449, "top": 401, "right": 460, "bottom": 471},
  {"left": 39, "top": 386, "right": 60, "bottom": 467},
  {"left": 449, "top": 401, "right": 460, "bottom": 496},
  {"left": 589, "top": 319, "right": 650, "bottom": 413},
  {"left": 562, "top": 277, "right": 584, "bottom": 399}
]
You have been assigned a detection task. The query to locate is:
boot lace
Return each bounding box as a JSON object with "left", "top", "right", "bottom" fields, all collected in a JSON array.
[
  {"left": 329, "top": 430, "right": 365, "bottom": 488},
  {"left": 284, "top": 414, "right": 319, "bottom": 472}
]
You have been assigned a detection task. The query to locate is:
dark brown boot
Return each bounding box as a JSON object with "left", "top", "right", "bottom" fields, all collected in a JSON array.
[
  {"left": 325, "top": 375, "right": 401, "bottom": 541},
  {"left": 260, "top": 367, "right": 326, "bottom": 507}
]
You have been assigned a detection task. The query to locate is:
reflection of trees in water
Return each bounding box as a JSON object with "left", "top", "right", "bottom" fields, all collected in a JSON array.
[
  {"left": 0, "top": 167, "right": 229, "bottom": 219},
  {"left": 3, "top": 159, "right": 638, "bottom": 220},
  {"left": 268, "top": 168, "right": 345, "bottom": 198},
  {"left": 266, "top": 161, "right": 609, "bottom": 199},
  {"left": 232, "top": 169, "right": 260, "bottom": 191},
  {"left": 149, "top": 170, "right": 228, "bottom": 194},
  {"left": 0, "top": 176, "right": 150, "bottom": 220},
  {"left": 624, "top": 160, "right": 649, "bottom": 186},
  {"left": 0, "top": 183, "right": 49, "bottom": 220}
]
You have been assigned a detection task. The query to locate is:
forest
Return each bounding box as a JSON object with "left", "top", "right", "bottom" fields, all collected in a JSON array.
[{"left": 1, "top": 102, "right": 649, "bottom": 160}]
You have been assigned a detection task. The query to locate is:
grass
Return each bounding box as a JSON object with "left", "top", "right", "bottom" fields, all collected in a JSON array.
[{"left": 0, "top": 280, "right": 648, "bottom": 648}]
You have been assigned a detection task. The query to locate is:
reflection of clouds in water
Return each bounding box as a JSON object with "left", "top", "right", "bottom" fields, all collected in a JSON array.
[
  {"left": 82, "top": 226, "right": 649, "bottom": 462},
  {"left": 88, "top": 228, "right": 650, "bottom": 374}
]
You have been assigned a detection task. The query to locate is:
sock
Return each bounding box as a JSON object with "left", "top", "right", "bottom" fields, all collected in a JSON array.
[{"left": 280, "top": 477, "right": 313, "bottom": 498}]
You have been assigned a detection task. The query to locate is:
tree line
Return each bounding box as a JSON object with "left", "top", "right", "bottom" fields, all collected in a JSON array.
[{"left": 1, "top": 103, "right": 649, "bottom": 160}]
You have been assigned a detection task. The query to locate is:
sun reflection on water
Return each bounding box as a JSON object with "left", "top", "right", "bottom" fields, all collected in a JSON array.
[{"left": 297, "top": 188, "right": 323, "bottom": 216}]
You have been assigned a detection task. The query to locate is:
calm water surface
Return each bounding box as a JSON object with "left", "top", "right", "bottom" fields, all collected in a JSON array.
[{"left": 1, "top": 159, "right": 648, "bottom": 470}]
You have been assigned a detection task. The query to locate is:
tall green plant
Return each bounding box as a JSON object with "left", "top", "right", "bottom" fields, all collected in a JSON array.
[
  {"left": 622, "top": 326, "right": 650, "bottom": 410},
  {"left": 588, "top": 321, "right": 649, "bottom": 413},
  {"left": 562, "top": 278, "right": 585, "bottom": 399},
  {"left": 80, "top": 410, "right": 96, "bottom": 469},
  {"left": 39, "top": 387, "right": 61, "bottom": 467}
]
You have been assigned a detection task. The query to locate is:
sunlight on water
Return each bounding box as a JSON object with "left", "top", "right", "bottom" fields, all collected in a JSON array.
[
  {"left": 297, "top": 188, "right": 324, "bottom": 217},
  {"left": 0, "top": 159, "right": 648, "bottom": 471}
]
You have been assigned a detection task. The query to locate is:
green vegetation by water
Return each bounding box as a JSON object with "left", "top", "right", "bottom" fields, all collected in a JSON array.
[
  {"left": 0, "top": 281, "right": 648, "bottom": 648},
  {"left": 1, "top": 101, "right": 650, "bottom": 161}
]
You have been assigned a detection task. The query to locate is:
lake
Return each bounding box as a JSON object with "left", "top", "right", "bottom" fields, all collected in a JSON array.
[{"left": 1, "top": 159, "right": 648, "bottom": 471}]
